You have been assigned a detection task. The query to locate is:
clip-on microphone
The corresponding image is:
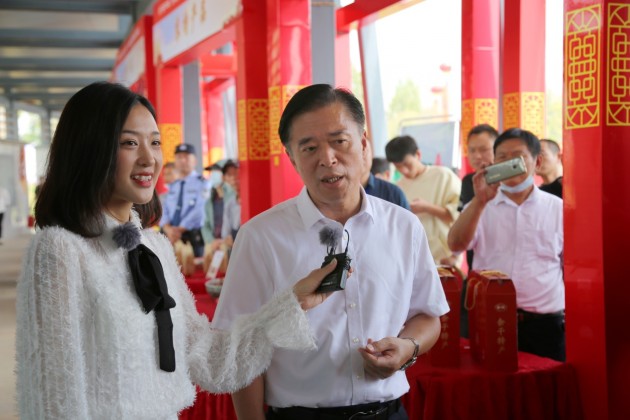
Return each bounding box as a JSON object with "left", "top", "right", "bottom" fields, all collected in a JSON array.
[{"left": 316, "top": 226, "right": 351, "bottom": 293}]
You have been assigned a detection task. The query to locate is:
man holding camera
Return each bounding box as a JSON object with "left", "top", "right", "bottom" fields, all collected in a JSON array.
[
  {"left": 160, "top": 143, "right": 209, "bottom": 257},
  {"left": 448, "top": 128, "right": 565, "bottom": 361},
  {"left": 213, "top": 84, "right": 448, "bottom": 420}
]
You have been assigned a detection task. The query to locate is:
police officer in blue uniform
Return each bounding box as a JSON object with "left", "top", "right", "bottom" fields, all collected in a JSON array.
[{"left": 160, "top": 143, "right": 210, "bottom": 257}]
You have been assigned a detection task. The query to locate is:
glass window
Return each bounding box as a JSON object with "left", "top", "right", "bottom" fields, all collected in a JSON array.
[
  {"left": 545, "top": 0, "right": 563, "bottom": 144},
  {"left": 17, "top": 110, "right": 42, "bottom": 143},
  {"left": 373, "top": 0, "right": 462, "bottom": 139},
  {"left": 0, "top": 106, "right": 6, "bottom": 139}
]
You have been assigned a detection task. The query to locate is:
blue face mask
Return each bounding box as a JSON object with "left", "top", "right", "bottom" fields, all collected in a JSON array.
[
  {"left": 209, "top": 171, "right": 222, "bottom": 187},
  {"left": 500, "top": 175, "right": 534, "bottom": 194}
]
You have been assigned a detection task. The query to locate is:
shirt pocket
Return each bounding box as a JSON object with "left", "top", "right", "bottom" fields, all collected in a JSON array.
[{"left": 521, "top": 229, "right": 559, "bottom": 262}]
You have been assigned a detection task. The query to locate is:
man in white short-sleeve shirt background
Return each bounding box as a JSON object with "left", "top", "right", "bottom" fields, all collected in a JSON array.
[
  {"left": 448, "top": 127, "right": 565, "bottom": 362},
  {"left": 212, "top": 84, "right": 449, "bottom": 420}
]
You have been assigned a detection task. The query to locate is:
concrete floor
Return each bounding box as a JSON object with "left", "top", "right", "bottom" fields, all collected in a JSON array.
[{"left": 0, "top": 231, "right": 33, "bottom": 420}]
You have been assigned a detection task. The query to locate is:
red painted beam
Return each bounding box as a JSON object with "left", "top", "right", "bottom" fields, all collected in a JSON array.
[
  {"left": 164, "top": 20, "right": 237, "bottom": 68},
  {"left": 202, "top": 77, "right": 233, "bottom": 93},
  {"left": 199, "top": 54, "right": 236, "bottom": 77},
  {"left": 336, "top": 0, "right": 418, "bottom": 32}
]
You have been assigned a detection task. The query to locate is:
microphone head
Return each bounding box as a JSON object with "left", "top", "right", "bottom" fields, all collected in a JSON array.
[{"left": 319, "top": 226, "right": 342, "bottom": 249}]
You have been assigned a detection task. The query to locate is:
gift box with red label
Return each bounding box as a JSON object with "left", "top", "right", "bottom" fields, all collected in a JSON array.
[
  {"left": 465, "top": 270, "right": 518, "bottom": 372},
  {"left": 428, "top": 266, "right": 462, "bottom": 367}
]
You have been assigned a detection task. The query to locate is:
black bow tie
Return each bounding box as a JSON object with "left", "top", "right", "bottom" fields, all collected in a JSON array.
[{"left": 113, "top": 222, "right": 177, "bottom": 372}]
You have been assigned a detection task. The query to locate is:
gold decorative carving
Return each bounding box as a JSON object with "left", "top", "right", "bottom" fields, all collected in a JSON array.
[
  {"left": 237, "top": 100, "right": 247, "bottom": 162},
  {"left": 607, "top": 3, "right": 630, "bottom": 126},
  {"left": 158, "top": 123, "right": 182, "bottom": 164},
  {"left": 269, "top": 85, "right": 306, "bottom": 156},
  {"left": 237, "top": 98, "right": 270, "bottom": 161},
  {"left": 475, "top": 99, "right": 498, "bottom": 128},
  {"left": 247, "top": 99, "right": 269, "bottom": 161},
  {"left": 269, "top": 86, "right": 282, "bottom": 156},
  {"left": 565, "top": 5, "right": 601, "bottom": 129},
  {"left": 502, "top": 93, "right": 520, "bottom": 130},
  {"left": 461, "top": 99, "right": 474, "bottom": 157},
  {"left": 460, "top": 98, "right": 497, "bottom": 157},
  {"left": 522, "top": 92, "right": 545, "bottom": 137}
]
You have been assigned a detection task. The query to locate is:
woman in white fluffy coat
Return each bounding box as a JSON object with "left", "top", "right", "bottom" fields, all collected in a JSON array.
[{"left": 15, "top": 82, "right": 337, "bottom": 420}]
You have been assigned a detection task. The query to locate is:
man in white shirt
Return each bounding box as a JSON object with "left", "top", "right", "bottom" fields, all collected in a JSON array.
[
  {"left": 448, "top": 128, "right": 565, "bottom": 361},
  {"left": 213, "top": 84, "right": 449, "bottom": 420}
]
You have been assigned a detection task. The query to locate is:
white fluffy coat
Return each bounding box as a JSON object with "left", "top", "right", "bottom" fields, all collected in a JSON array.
[{"left": 15, "top": 213, "right": 315, "bottom": 419}]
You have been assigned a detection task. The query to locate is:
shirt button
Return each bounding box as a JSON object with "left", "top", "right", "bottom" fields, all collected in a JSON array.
[
  {"left": 353, "top": 337, "right": 359, "bottom": 343},
  {"left": 356, "top": 374, "right": 362, "bottom": 379},
  {"left": 349, "top": 303, "right": 356, "bottom": 309}
]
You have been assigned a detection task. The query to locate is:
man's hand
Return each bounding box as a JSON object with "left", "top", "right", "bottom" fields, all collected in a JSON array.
[
  {"left": 293, "top": 259, "right": 342, "bottom": 311},
  {"left": 439, "top": 254, "right": 458, "bottom": 266},
  {"left": 358, "top": 337, "right": 416, "bottom": 379},
  {"left": 163, "top": 224, "right": 185, "bottom": 243},
  {"left": 472, "top": 167, "right": 500, "bottom": 204},
  {"left": 410, "top": 198, "right": 429, "bottom": 214}
]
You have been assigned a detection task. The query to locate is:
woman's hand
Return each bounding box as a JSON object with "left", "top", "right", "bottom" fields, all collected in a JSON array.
[{"left": 293, "top": 259, "right": 340, "bottom": 311}]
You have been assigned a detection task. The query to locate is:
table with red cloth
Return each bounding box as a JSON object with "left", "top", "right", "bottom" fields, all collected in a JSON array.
[
  {"left": 179, "top": 271, "right": 238, "bottom": 420},
  {"left": 400, "top": 341, "right": 583, "bottom": 420},
  {"left": 180, "top": 271, "right": 582, "bottom": 420}
]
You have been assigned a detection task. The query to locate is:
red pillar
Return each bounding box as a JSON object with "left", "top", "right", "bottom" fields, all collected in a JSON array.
[
  {"left": 502, "top": 0, "right": 546, "bottom": 137},
  {"left": 236, "top": 0, "right": 271, "bottom": 220},
  {"left": 267, "top": 0, "right": 311, "bottom": 206},
  {"left": 461, "top": 0, "right": 500, "bottom": 175},
  {"left": 155, "top": 66, "right": 182, "bottom": 165},
  {"left": 564, "top": 2, "right": 630, "bottom": 419},
  {"left": 204, "top": 83, "right": 227, "bottom": 165}
]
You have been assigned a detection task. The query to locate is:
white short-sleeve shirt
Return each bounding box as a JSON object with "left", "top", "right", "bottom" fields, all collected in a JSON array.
[
  {"left": 469, "top": 187, "right": 564, "bottom": 313},
  {"left": 212, "top": 187, "right": 449, "bottom": 408}
]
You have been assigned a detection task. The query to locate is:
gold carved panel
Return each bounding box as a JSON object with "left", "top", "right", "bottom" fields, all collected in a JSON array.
[
  {"left": 247, "top": 99, "right": 270, "bottom": 161},
  {"left": 607, "top": 3, "right": 630, "bottom": 126},
  {"left": 158, "top": 123, "right": 182, "bottom": 164},
  {"left": 237, "top": 99, "right": 247, "bottom": 162},
  {"left": 475, "top": 99, "right": 499, "bottom": 129},
  {"left": 460, "top": 98, "right": 497, "bottom": 157},
  {"left": 269, "top": 86, "right": 282, "bottom": 156},
  {"left": 461, "top": 99, "right": 474, "bottom": 157},
  {"left": 565, "top": 5, "right": 601, "bottom": 129},
  {"left": 503, "top": 93, "right": 520, "bottom": 130},
  {"left": 269, "top": 85, "right": 306, "bottom": 157},
  {"left": 522, "top": 92, "right": 545, "bottom": 137}
]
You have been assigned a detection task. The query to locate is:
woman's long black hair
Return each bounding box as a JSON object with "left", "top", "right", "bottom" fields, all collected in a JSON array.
[{"left": 35, "top": 82, "right": 162, "bottom": 237}]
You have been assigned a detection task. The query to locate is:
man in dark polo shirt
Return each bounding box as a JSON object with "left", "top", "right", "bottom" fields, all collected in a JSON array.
[{"left": 362, "top": 141, "right": 410, "bottom": 210}]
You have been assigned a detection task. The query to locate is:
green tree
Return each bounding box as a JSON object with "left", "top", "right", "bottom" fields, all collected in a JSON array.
[
  {"left": 386, "top": 79, "right": 422, "bottom": 138},
  {"left": 351, "top": 65, "right": 365, "bottom": 107}
]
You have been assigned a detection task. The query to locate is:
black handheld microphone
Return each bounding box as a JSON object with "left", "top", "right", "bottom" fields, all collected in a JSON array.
[{"left": 316, "top": 226, "right": 351, "bottom": 293}]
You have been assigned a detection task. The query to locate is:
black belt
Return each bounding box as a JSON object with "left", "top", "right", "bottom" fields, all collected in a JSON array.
[
  {"left": 270, "top": 399, "right": 401, "bottom": 420},
  {"left": 517, "top": 309, "right": 565, "bottom": 321}
]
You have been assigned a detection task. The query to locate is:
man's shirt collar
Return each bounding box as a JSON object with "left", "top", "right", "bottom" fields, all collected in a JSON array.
[
  {"left": 493, "top": 185, "right": 541, "bottom": 207},
  {"left": 296, "top": 186, "right": 375, "bottom": 230}
]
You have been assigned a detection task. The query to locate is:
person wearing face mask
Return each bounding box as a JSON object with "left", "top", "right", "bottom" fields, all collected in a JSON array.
[{"left": 447, "top": 128, "right": 565, "bottom": 361}]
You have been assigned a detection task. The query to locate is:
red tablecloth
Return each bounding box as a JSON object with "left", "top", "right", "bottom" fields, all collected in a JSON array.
[
  {"left": 181, "top": 272, "right": 582, "bottom": 420},
  {"left": 401, "top": 342, "right": 583, "bottom": 420},
  {"left": 179, "top": 273, "right": 237, "bottom": 420}
]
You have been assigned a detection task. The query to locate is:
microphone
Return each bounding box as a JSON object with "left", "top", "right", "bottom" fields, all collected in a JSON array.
[{"left": 316, "top": 226, "right": 352, "bottom": 293}]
